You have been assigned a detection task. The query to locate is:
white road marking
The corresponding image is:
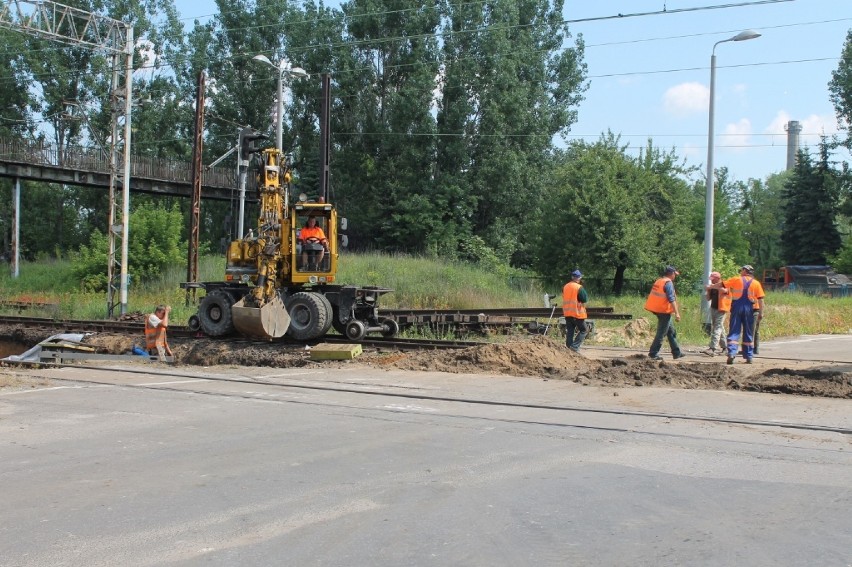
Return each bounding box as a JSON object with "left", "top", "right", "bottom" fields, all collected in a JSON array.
[
  {"left": 0, "top": 385, "right": 82, "bottom": 396},
  {"left": 256, "top": 371, "right": 324, "bottom": 379},
  {"left": 381, "top": 404, "right": 439, "bottom": 412},
  {"left": 138, "top": 379, "right": 210, "bottom": 386}
]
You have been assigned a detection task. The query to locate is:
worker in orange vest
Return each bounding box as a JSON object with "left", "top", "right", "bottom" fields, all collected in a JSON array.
[
  {"left": 644, "top": 265, "right": 685, "bottom": 361},
  {"left": 723, "top": 265, "right": 765, "bottom": 364},
  {"left": 702, "top": 270, "right": 731, "bottom": 356},
  {"left": 562, "top": 269, "right": 589, "bottom": 352},
  {"left": 145, "top": 304, "right": 173, "bottom": 362},
  {"left": 299, "top": 216, "right": 329, "bottom": 271}
]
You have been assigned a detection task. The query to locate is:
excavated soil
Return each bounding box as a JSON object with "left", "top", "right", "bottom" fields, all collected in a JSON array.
[{"left": 1, "top": 325, "right": 850, "bottom": 399}]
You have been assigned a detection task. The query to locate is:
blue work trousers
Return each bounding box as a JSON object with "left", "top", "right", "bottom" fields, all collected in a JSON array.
[
  {"left": 565, "top": 317, "right": 588, "bottom": 352},
  {"left": 649, "top": 313, "right": 682, "bottom": 357},
  {"left": 727, "top": 302, "right": 755, "bottom": 360}
]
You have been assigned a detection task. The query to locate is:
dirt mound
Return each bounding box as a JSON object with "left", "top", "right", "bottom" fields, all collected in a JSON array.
[
  {"left": 381, "top": 338, "right": 852, "bottom": 399},
  {"left": 588, "top": 317, "right": 652, "bottom": 348},
  {"left": 83, "top": 333, "right": 137, "bottom": 353},
  {"left": 391, "top": 335, "right": 597, "bottom": 377},
  {"left": 180, "top": 339, "right": 309, "bottom": 368}
]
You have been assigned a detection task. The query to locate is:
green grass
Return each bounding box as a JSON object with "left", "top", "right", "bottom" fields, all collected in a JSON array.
[{"left": 0, "top": 253, "right": 850, "bottom": 347}]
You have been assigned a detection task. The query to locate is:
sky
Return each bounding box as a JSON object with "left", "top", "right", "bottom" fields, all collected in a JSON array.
[{"left": 172, "top": 0, "right": 851, "bottom": 184}]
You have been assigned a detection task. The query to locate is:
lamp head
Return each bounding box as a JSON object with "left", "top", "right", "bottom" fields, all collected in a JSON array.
[
  {"left": 287, "top": 66, "right": 309, "bottom": 79},
  {"left": 732, "top": 30, "right": 761, "bottom": 42},
  {"left": 252, "top": 54, "right": 273, "bottom": 67}
]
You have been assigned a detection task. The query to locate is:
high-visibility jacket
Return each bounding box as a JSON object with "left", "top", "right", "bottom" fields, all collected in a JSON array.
[
  {"left": 709, "top": 286, "right": 732, "bottom": 313},
  {"left": 299, "top": 226, "right": 327, "bottom": 243},
  {"left": 644, "top": 277, "right": 675, "bottom": 314},
  {"left": 145, "top": 314, "right": 168, "bottom": 352},
  {"left": 562, "top": 281, "right": 587, "bottom": 319},
  {"left": 723, "top": 276, "right": 764, "bottom": 305}
]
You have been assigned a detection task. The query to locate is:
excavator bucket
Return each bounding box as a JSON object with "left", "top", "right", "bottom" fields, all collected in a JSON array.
[{"left": 232, "top": 295, "right": 291, "bottom": 339}]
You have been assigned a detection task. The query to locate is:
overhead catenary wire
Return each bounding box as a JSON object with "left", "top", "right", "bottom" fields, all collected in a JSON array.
[{"left": 0, "top": 1, "right": 844, "bottom": 158}]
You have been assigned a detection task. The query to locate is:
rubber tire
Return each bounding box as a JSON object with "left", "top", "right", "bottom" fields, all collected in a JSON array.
[
  {"left": 286, "top": 292, "right": 330, "bottom": 340},
  {"left": 380, "top": 317, "right": 399, "bottom": 338},
  {"left": 316, "top": 293, "right": 334, "bottom": 337},
  {"left": 187, "top": 314, "right": 201, "bottom": 332},
  {"left": 331, "top": 306, "right": 349, "bottom": 335},
  {"left": 198, "top": 290, "right": 235, "bottom": 336},
  {"left": 345, "top": 320, "right": 367, "bottom": 341}
]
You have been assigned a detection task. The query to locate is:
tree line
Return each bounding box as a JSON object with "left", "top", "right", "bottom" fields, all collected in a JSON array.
[{"left": 0, "top": 0, "right": 850, "bottom": 293}]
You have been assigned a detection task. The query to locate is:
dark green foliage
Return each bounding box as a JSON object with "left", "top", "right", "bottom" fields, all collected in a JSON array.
[
  {"left": 741, "top": 173, "right": 785, "bottom": 270},
  {"left": 781, "top": 142, "right": 842, "bottom": 265},
  {"left": 72, "top": 203, "right": 187, "bottom": 292},
  {"left": 831, "top": 237, "right": 852, "bottom": 273},
  {"left": 436, "top": 0, "right": 587, "bottom": 262},
  {"left": 829, "top": 29, "right": 852, "bottom": 152},
  {"left": 537, "top": 134, "right": 700, "bottom": 295}
]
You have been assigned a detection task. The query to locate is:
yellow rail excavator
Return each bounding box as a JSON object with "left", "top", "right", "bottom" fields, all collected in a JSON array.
[{"left": 183, "top": 75, "right": 397, "bottom": 341}]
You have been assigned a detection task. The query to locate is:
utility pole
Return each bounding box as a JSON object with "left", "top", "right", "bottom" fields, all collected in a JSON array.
[{"left": 186, "top": 72, "right": 205, "bottom": 306}]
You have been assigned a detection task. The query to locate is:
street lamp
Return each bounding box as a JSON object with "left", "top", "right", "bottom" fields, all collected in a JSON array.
[
  {"left": 251, "top": 54, "right": 308, "bottom": 152},
  {"left": 703, "top": 29, "right": 761, "bottom": 323}
]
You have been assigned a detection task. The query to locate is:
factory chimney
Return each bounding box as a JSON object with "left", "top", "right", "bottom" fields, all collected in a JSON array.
[{"left": 785, "top": 120, "right": 802, "bottom": 170}]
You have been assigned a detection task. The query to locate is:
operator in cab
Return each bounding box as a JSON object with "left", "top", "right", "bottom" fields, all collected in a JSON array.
[{"left": 299, "top": 216, "right": 329, "bottom": 271}]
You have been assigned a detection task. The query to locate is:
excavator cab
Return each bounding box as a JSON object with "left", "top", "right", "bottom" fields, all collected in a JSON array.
[
  {"left": 296, "top": 212, "right": 330, "bottom": 272},
  {"left": 291, "top": 199, "right": 338, "bottom": 281}
]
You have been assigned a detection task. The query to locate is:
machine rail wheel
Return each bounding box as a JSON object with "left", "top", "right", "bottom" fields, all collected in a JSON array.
[
  {"left": 345, "top": 320, "right": 367, "bottom": 341},
  {"left": 286, "top": 292, "right": 330, "bottom": 340},
  {"left": 380, "top": 317, "right": 399, "bottom": 338},
  {"left": 198, "top": 290, "right": 235, "bottom": 336},
  {"left": 187, "top": 314, "right": 201, "bottom": 332}
]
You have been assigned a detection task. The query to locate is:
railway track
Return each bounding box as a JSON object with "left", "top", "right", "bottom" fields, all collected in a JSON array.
[
  {"left": 0, "top": 315, "right": 485, "bottom": 351},
  {"left": 0, "top": 306, "right": 632, "bottom": 350}
]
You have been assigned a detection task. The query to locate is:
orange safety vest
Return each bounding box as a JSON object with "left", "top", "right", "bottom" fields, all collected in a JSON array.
[
  {"left": 709, "top": 285, "right": 732, "bottom": 313},
  {"left": 724, "top": 276, "right": 763, "bottom": 305},
  {"left": 562, "top": 281, "right": 587, "bottom": 319},
  {"left": 644, "top": 277, "right": 675, "bottom": 314},
  {"left": 300, "top": 226, "right": 326, "bottom": 242},
  {"left": 144, "top": 314, "right": 168, "bottom": 352}
]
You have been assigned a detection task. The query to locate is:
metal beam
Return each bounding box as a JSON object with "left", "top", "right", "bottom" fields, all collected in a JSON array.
[
  {"left": 1, "top": 0, "right": 133, "bottom": 318},
  {"left": 0, "top": 0, "right": 128, "bottom": 53}
]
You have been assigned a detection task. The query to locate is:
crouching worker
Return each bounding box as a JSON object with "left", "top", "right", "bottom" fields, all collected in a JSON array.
[{"left": 145, "top": 304, "right": 173, "bottom": 361}]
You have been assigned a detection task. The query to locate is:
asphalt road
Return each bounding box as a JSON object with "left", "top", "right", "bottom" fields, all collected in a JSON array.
[{"left": 1, "top": 338, "right": 850, "bottom": 567}]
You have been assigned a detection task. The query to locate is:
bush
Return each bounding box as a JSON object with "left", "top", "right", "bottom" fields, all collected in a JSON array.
[{"left": 71, "top": 203, "right": 186, "bottom": 292}]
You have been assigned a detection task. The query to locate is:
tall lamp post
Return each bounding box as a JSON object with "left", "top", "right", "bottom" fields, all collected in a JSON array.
[
  {"left": 251, "top": 54, "right": 308, "bottom": 152},
  {"left": 703, "top": 29, "right": 761, "bottom": 323}
]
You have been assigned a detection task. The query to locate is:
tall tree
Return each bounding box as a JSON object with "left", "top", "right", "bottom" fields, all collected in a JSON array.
[
  {"left": 741, "top": 173, "right": 786, "bottom": 270},
  {"left": 537, "top": 134, "right": 700, "bottom": 295},
  {"left": 829, "top": 29, "right": 852, "bottom": 151},
  {"left": 337, "top": 0, "right": 441, "bottom": 252},
  {"left": 781, "top": 142, "right": 842, "bottom": 264},
  {"left": 437, "top": 0, "right": 587, "bottom": 264}
]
